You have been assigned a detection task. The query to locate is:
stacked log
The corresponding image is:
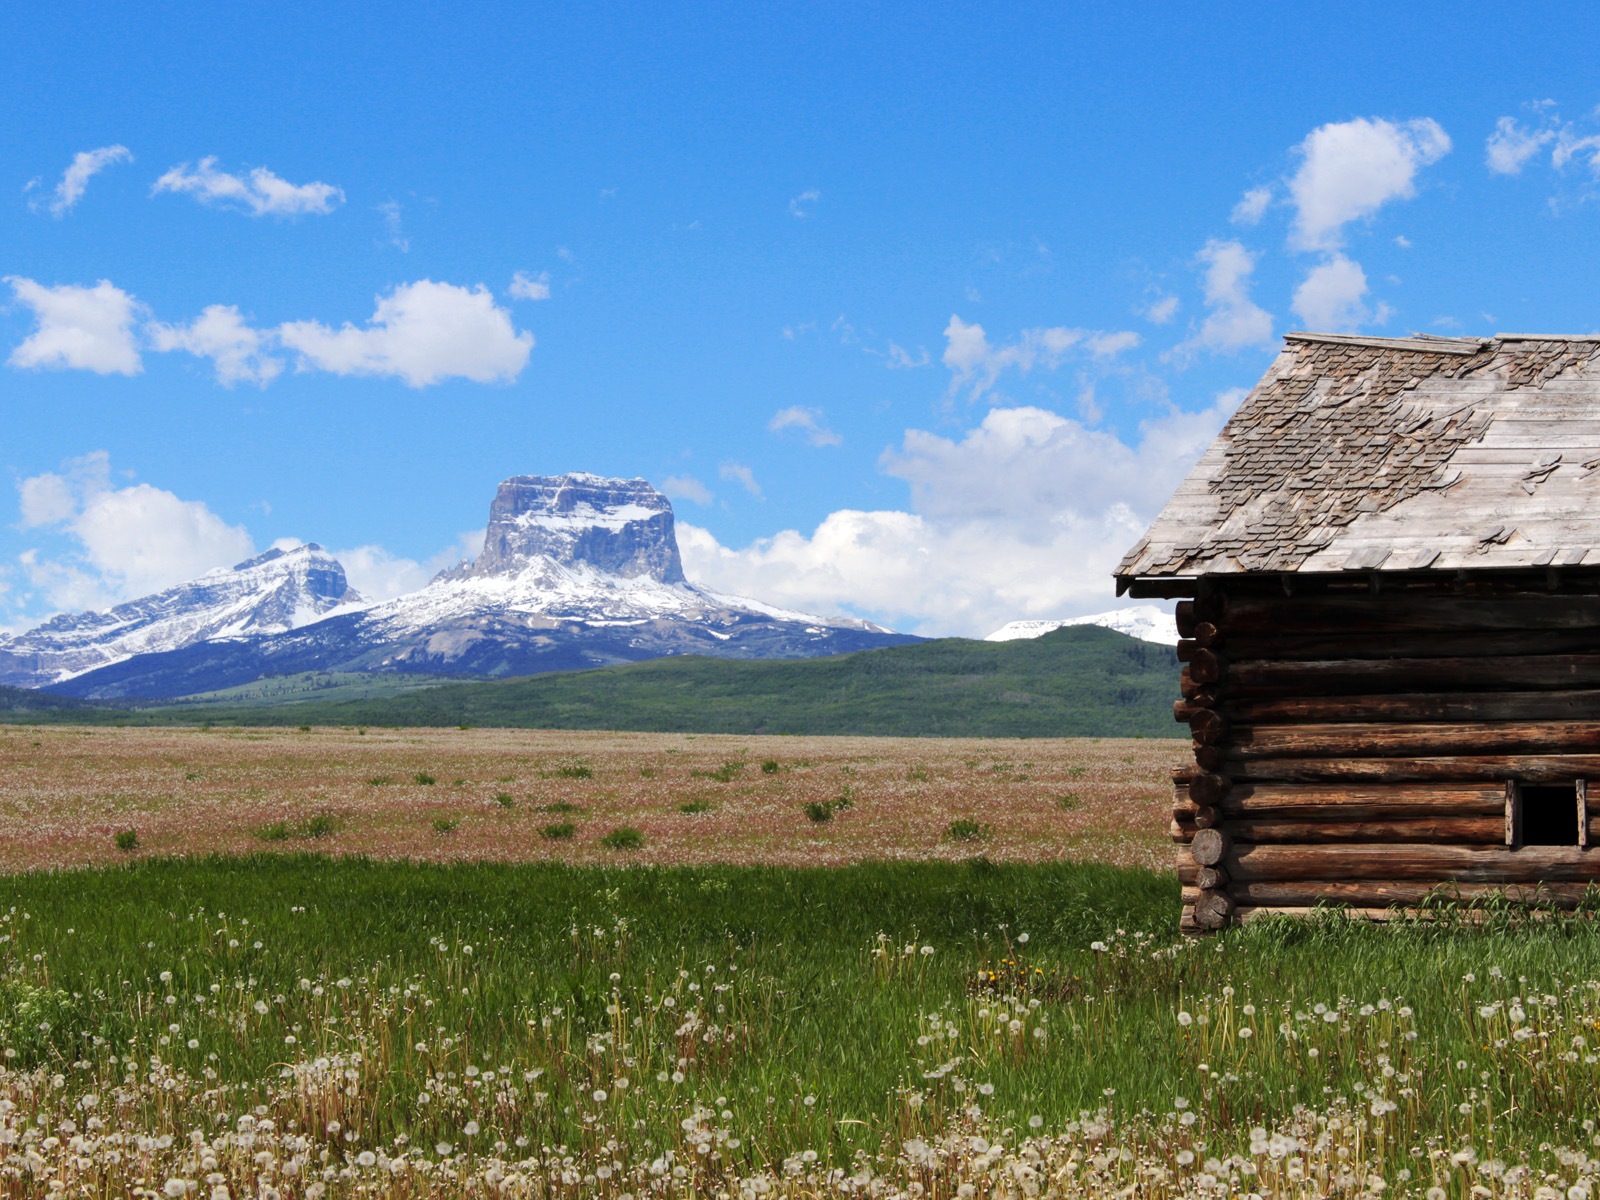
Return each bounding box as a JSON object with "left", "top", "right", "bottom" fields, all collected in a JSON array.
[{"left": 1169, "top": 581, "right": 1600, "bottom": 931}]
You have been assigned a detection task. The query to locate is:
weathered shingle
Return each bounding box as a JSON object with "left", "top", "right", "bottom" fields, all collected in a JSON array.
[{"left": 1116, "top": 332, "right": 1600, "bottom": 580}]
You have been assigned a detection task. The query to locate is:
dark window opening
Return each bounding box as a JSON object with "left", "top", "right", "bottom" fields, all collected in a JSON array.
[{"left": 1522, "top": 784, "right": 1581, "bottom": 846}]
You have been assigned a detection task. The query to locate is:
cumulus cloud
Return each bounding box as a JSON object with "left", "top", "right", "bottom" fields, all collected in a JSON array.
[
  {"left": 4, "top": 278, "right": 536, "bottom": 389},
  {"left": 1291, "top": 254, "right": 1385, "bottom": 331},
  {"left": 508, "top": 271, "right": 551, "bottom": 301},
  {"left": 152, "top": 157, "right": 344, "bottom": 217},
  {"left": 15, "top": 452, "right": 254, "bottom": 608},
  {"left": 1287, "top": 117, "right": 1451, "bottom": 251},
  {"left": 5, "top": 277, "right": 143, "bottom": 375},
  {"left": 660, "top": 475, "right": 713, "bottom": 506},
  {"left": 942, "top": 315, "right": 1140, "bottom": 400},
  {"left": 147, "top": 305, "right": 282, "bottom": 387},
  {"left": 276, "top": 280, "right": 533, "bottom": 387},
  {"left": 768, "top": 406, "right": 842, "bottom": 447},
  {"left": 1174, "top": 240, "right": 1273, "bottom": 357},
  {"left": 31, "top": 144, "right": 132, "bottom": 217},
  {"left": 1231, "top": 185, "right": 1272, "bottom": 226},
  {"left": 332, "top": 529, "right": 484, "bottom": 601},
  {"left": 789, "top": 189, "right": 821, "bottom": 217},
  {"left": 679, "top": 396, "right": 1242, "bottom": 637},
  {"left": 719, "top": 463, "right": 763, "bottom": 499}
]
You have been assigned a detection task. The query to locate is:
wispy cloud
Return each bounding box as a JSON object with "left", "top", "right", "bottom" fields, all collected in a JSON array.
[
  {"left": 1173, "top": 240, "right": 1272, "bottom": 357},
  {"left": 660, "top": 475, "right": 713, "bottom": 506},
  {"left": 153, "top": 157, "right": 344, "bottom": 217},
  {"left": 377, "top": 200, "right": 409, "bottom": 251},
  {"left": 943, "top": 316, "right": 1140, "bottom": 400},
  {"left": 508, "top": 271, "right": 551, "bottom": 301},
  {"left": 788, "top": 188, "right": 821, "bottom": 218},
  {"left": 719, "top": 462, "right": 763, "bottom": 499},
  {"left": 29, "top": 145, "right": 132, "bottom": 217},
  {"left": 768, "top": 406, "right": 841, "bottom": 447}
]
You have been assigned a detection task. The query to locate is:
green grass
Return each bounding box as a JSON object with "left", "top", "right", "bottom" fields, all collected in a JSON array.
[
  {"left": 253, "top": 814, "right": 344, "bottom": 842},
  {"left": 601, "top": 826, "right": 644, "bottom": 849},
  {"left": 538, "top": 822, "right": 575, "bottom": 840},
  {"left": 6, "top": 859, "right": 1600, "bottom": 1189},
  {"left": 19, "top": 627, "right": 1183, "bottom": 737}
]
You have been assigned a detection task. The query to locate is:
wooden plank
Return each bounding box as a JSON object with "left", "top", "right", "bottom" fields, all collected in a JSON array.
[
  {"left": 1219, "top": 782, "right": 1506, "bottom": 819},
  {"left": 1228, "top": 754, "right": 1600, "bottom": 785},
  {"left": 1221, "top": 593, "right": 1600, "bottom": 635},
  {"left": 1228, "top": 816, "right": 1502, "bottom": 844},
  {"left": 1227, "top": 654, "right": 1600, "bottom": 696},
  {"left": 1223, "top": 628, "right": 1600, "bottom": 664},
  {"left": 1191, "top": 880, "right": 1600, "bottom": 909},
  {"left": 1229, "top": 690, "right": 1600, "bottom": 726},
  {"left": 1226, "top": 843, "right": 1600, "bottom": 884},
  {"left": 1221, "top": 721, "right": 1600, "bottom": 761}
]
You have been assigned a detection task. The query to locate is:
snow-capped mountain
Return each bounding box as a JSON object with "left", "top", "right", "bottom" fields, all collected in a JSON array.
[
  {"left": 49, "top": 474, "right": 916, "bottom": 700},
  {"left": 984, "top": 605, "right": 1178, "bottom": 646},
  {"left": 0, "top": 543, "right": 365, "bottom": 689}
]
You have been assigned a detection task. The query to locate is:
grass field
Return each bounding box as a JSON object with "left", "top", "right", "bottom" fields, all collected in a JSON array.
[
  {"left": 0, "top": 725, "right": 1181, "bottom": 872},
  {"left": 6, "top": 728, "right": 1600, "bottom": 1197},
  {"left": 6, "top": 858, "right": 1600, "bottom": 1196}
]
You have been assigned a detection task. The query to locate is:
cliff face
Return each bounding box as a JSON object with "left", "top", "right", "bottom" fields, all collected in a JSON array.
[{"left": 457, "top": 473, "right": 687, "bottom": 584}]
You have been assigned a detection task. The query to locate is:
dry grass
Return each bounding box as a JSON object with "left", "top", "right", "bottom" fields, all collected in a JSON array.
[{"left": 0, "top": 725, "right": 1183, "bottom": 871}]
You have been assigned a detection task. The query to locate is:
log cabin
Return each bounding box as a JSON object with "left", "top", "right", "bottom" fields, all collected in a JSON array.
[{"left": 1115, "top": 331, "right": 1600, "bottom": 931}]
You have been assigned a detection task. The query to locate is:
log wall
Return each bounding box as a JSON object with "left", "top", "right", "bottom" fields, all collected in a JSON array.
[{"left": 1170, "top": 577, "right": 1600, "bottom": 932}]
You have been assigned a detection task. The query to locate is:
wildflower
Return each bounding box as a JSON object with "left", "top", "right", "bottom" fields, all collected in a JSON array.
[
  {"left": 164, "top": 1181, "right": 188, "bottom": 1198},
  {"left": 356, "top": 1151, "right": 377, "bottom": 1167},
  {"left": 464, "top": 1120, "right": 480, "bottom": 1136},
  {"left": 1177, "top": 1011, "right": 1193, "bottom": 1027},
  {"left": 1028, "top": 1114, "right": 1043, "bottom": 1129}
]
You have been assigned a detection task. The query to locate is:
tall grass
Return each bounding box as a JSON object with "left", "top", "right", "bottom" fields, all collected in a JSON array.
[{"left": 5, "top": 859, "right": 1600, "bottom": 1195}]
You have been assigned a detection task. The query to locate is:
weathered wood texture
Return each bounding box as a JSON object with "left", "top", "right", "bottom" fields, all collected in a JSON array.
[{"left": 1168, "top": 575, "right": 1600, "bottom": 932}]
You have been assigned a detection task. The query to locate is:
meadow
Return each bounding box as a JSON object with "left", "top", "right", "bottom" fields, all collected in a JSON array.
[
  {"left": 0, "top": 726, "right": 1178, "bottom": 872},
  {"left": 5, "top": 729, "right": 1600, "bottom": 1197}
]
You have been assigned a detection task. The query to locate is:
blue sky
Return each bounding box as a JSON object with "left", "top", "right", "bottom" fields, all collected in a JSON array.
[{"left": 6, "top": 3, "right": 1600, "bottom": 637}]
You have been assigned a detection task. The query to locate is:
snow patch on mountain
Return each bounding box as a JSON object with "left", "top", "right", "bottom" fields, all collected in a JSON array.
[
  {"left": 984, "top": 605, "right": 1177, "bottom": 646},
  {"left": 0, "top": 543, "right": 366, "bottom": 687}
]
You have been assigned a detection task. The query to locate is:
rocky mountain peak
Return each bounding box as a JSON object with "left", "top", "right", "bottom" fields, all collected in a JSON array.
[{"left": 456, "top": 473, "right": 687, "bottom": 584}]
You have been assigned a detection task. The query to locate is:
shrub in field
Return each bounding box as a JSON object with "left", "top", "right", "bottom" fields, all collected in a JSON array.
[
  {"left": 945, "top": 818, "right": 990, "bottom": 842},
  {"left": 431, "top": 817, "right": 461, "bottom": 834},
  {"left": 553, "top": 763, "right": 592, "bottom": 779},
  {"left": 537, "top": 801, "right": 584, "bottom": 815},
  {"left": 492, "top": 793, "right": 517, "bottom": 808},
  {"left": 1056, "top": 792, "right": 1081, "bottom": 810},
  {"left": 113, "top": 829, "right": 138, "bottom": 851},
  {"left": 602, "top": 826, "right": 644, "bottom": 849},
  {"left": 692, "top": 760, "right": 745, "bottom": 782},
  {"left": 834, "top": 785, "right": 856, "bottom": 810},
  {"left": 760, "top": 759, "right": 780, "bottom": 774},
  {"left": 539, "top": 822, "right": 576, "bottom": 840},
  {"left": 638, "top": 766, "right": 657, "bottom": 779},
  {"left": 678, "top": 800, "right": 713, "bottom": 814},
  {"left": 804, "top": 801, "right": 833, "bottom": 823},
  {"left": 413, "top": 772, "right": 436, "bottom": 786}
]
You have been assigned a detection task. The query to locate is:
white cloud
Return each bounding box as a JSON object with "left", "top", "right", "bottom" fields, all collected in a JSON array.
[
  {"left": 1143, "top": 294, "right": 1180, "bottom": 324},
  {"left": 32, "top": 144, "right": 132, "bottom": 217},
  {"left": 1174, "top": 240, "right": 1273, "bottom": 357},
  {"left": 1291, "top": 254, "right": 1384, "bottom": 331},
  {"left": 276, "top": 280, "right": 533, "bottom": 387},
  {"left": 660, "top": 475, "right": 713, "bottom": 506},
  {"left": 942, "top": 315, "right": 1139, "bottom": 400},
  {"left": 5, "top": 276, "right": 143, "bottom": 375},
  {"left": 1230, "top": 185, "right": 1272, "bottom": 225},
  {"left": 719, "top": 462, "right": 763, "bottom": 499},
  {"left": 768, "top": 406, "right": 842, "bottom": 447},
  {"left": 15, "top": 452, "right": 254, "bottom": 607},
  {"left": 1287, "top": 117, "right": 1450, "bottom": 251},
  {"left": 508, "top": 270, "right": 551, "bottom": 301},
  {"left": 1486, "top": 115, "right": 1556, "bottom": 175},
  {"left": 679, "top": 395, "right": 1242, "bottom": 637},
  {"left": 152, "top": 157, "right": 344, "bottom": 217},
  {"left": 789, "top": 188, "right": 821, "bottom": 218},
  {"left": 378, "top": 200, "right": 410, "bottom": 251},
  {"left": 885, "top": 343, "right": 930, "bottom": 369},
  {"left": 333, "top": 530, "right": 484, "bottom": 601},
  {"left": 147, "top": 305, "right": 282, "bottom": 387}
]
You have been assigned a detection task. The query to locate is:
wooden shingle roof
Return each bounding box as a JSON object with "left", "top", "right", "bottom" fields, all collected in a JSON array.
[{"left": 1116, "top": 332, "right": 1600, "bottom": 585}]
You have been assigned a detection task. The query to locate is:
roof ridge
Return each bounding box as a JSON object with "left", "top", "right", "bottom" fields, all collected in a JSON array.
[{"left": 1285, "top": 331, "right": 1488, "bottom": 355}]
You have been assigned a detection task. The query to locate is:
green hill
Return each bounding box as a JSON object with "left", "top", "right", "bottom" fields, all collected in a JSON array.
[{"left": 103, "top": 626, "right": 1182, "bottom": 737}]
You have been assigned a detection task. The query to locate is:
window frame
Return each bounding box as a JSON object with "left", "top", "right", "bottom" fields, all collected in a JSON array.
[{"left": 1504, "top": 779, "right": 1589, "bottom": 849}]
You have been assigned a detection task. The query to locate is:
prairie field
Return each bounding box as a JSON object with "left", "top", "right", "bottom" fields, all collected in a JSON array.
[
  {"left": 5, "top": 728, "right": 1600, "bottom": 1197},
  {"left": 0, "top": 725, "right": 1183, "bottom": 872}
]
